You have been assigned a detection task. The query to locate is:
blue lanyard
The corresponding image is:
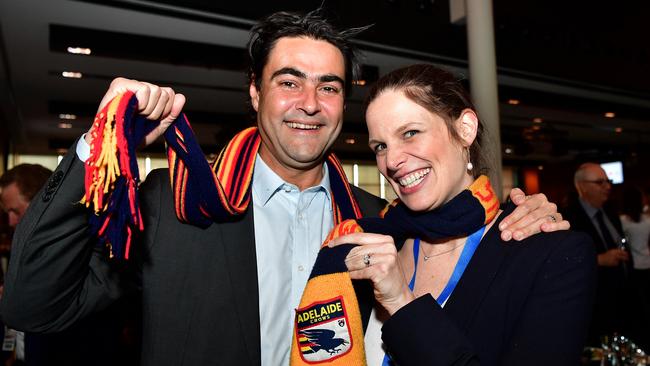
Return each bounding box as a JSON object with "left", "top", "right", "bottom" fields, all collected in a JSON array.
[{"left": 381, "top": 226, "right": 486, "bottom": 366}]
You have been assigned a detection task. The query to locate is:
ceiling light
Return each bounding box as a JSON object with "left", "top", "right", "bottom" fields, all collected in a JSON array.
[
  {"left": 62, "top": 71, "right": 82, "bottom": 78},
  {"left": 538, "top": 165, "right": 544, "bottom": 170},
  {"left": 507, "top": 99, "right": 520, "bottom": 105},
  {"left": 615, "top": 127, "right": 623, "bottom": 133},
  {"left": 58, "top": 122, "right": 72, "bottom": 129},
  {"left": 58, "top": 113, "right": 77, "bottom": 120},
  {"left": 352, "top": 80, "right": 366, "bottom": 86},
  {"left": 504, "top": 147, "right": 513, "bottom": 154},
  {"left": 345, "top": 138, "right": 356, "bottom": 144},
  {"left": 605, "top": 112, "right": 616, "bottom": 118},
  {"left": 532, "top": 125, "right": 541, "bottom": 131},
  {"left": 532, "top": 117, "right": 543, "bottom": 123},
  {"left": 67, "top": 47, "right": 92, "bottom": 55}
]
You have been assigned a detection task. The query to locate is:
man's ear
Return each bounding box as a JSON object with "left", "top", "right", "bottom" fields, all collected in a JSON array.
[
  {"left": 456, "top": 109, "right": 479, "bottom": 147},
  {"left": 249, "top": 81, "right": 260, "bottom": 112}
]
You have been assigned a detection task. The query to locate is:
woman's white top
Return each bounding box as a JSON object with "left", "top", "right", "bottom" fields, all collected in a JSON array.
[
  {"left": 364, "top": 304, "right": 391, "bottom": 366},
  {"left": 620, "top": 214, "right": 650, "bottom": 270}
]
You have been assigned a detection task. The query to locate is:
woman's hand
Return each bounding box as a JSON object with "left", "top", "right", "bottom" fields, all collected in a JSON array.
[
  {"left": 329, "top": 232, "right": 415, "bottom": 315},
  {"left": 499, "top": 189, "right": 570, "bottom": 241}
]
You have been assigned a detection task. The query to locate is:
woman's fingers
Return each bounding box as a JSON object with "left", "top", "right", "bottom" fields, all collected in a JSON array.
[
  {"left": 344, "top": 244, "right": 396, "bottom": 272},
  {"left": 328, "top": 232, "right": 393, "bottom": 248}
]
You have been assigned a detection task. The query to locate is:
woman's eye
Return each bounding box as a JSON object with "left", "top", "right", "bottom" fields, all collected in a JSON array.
[
  {"left": 404, "top": 130, "right": 419, "bottom": 138},
  {"left": 373, "top": 143, "right": 387, "bottom": 153}
]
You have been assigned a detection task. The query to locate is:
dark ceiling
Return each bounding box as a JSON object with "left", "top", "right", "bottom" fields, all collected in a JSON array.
[{"left": 1, "top": 0, "right": 649, "bottom": 166}]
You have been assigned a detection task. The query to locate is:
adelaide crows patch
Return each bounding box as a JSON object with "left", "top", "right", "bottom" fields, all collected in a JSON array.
[{"left": 295, "top": 296, "right": 352, "bottom": 363}]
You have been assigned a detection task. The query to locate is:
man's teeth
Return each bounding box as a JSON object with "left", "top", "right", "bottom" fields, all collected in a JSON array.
[
  {"left": 398, "top": 168, "right": 431, "bottom": 188},
  {"left": 287, "top": 122, "right": 320, "bottom": 130}
]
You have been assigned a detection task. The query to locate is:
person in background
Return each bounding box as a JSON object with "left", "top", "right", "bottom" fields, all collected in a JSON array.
[
  {"left": 328, "top": 64, "right": 595, "bottom": 365},
  {"left": 620, "top": 186, "right": 650, "bottom": 350},
  {"left": 564, "top": 162, "right": 633, "bottom": 346},
  {"left": 0, "top": 164, "right": 131, "bottom": 366},
  {"left": 0, "top": 164, "right": 52, "bottom": 366},
  {"left": 0, "top": 10, "right": 567, "bottom": 366}
]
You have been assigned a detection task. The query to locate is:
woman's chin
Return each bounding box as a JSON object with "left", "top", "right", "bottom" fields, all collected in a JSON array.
[{"left": 400, "top": 194, "right": 441, "bottom": 213}]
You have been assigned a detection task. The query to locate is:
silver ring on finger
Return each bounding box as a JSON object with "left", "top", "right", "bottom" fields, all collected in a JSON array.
[{"left": 363, "top": 253, "right": 371, "bottom": 267}]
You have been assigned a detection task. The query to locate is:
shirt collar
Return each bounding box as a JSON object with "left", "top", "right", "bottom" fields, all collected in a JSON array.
[{"left": 252, "top": 154, "right": 332, "bottom": 207}]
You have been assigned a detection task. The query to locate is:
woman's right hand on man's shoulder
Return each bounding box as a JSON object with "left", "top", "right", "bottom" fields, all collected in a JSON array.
[
  {"left": 328, "top": 232, "right": 415, "bottom": 315},
  {"left": 85, "top": 77, "right": 186, "bottom": 146}
]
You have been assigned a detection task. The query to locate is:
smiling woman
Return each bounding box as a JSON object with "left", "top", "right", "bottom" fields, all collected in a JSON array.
[{"left": 328, "top": 64, "right": 597, "bottom": 366}]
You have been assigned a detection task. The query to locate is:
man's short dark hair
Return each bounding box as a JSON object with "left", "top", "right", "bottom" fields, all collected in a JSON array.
[
  {"left": 246, "top": 9, "right": 367, "bottom": 95},
  {"left": 0, "top": 164, "right": 52, "bottom": 202}
]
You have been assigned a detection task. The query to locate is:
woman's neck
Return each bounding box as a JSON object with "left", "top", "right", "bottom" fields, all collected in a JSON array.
[{"left": 398, "top": 210, "right": 502, "bottom": 299}]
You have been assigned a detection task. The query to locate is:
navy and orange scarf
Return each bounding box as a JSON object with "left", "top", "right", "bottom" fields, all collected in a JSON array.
[
  {"left": 290, "top": 175, "right": 499, "bottom": 365},
  {"left": 81, "top": 91, "right": 362, "bottom": 259},
  {"left": 82, "top": 92, "right": 500, "bottom": 365}
]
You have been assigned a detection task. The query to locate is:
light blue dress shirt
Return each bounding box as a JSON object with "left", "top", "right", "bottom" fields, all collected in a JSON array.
[{"left": 251, "top": 155, "right": 334, "bottom": 366}]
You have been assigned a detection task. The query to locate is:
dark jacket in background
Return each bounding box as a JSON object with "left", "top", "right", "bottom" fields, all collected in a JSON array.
[{"left": 564, "top": 197, "right": 632, "bottom": 345}]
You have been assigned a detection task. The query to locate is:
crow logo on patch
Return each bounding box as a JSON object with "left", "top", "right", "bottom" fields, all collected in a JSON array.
[{"left": 295, "top": 296, "right": 352, "bottom": 363}]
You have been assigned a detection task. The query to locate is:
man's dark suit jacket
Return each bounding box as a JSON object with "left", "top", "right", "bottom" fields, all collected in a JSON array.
[
  {"left": 0, "top": 149, "right": 385, "bottom": 366},
  {"left": 381, "top": 207, "right": 597, "bottom": 366},
  {"left": 564, "top": 198, "right": 631, "bottom": 344}
]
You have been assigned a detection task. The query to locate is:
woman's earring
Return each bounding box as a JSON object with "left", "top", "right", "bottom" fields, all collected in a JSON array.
[{"left": 466, "top": 148, "right": 473, "bottom": 171}]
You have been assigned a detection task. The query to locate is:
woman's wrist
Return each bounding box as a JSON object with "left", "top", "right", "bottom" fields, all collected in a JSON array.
[{"left": 383, "top": 290, "right": 416, "bottom": 316}]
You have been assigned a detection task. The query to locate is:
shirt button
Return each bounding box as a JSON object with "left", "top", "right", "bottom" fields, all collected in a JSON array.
[{"left": 298, "top": 265, "right": 304, "bottom": 272}]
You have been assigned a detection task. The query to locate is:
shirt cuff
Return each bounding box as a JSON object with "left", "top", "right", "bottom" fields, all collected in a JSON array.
[{"left": 76, "top": 134, "right": 90, "bottom": 162}]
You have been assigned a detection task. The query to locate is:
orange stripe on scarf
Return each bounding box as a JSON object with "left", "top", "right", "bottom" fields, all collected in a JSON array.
[{"left": 468, "top": 175, "right": 500, "bottom": 224}]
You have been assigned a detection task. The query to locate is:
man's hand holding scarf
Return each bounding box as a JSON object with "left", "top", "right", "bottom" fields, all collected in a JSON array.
[{"left": 85, "top": 77, "right": 186, "bottom": 147}]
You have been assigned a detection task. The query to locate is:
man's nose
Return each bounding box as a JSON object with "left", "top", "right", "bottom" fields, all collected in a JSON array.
[{"left": 296, "top": 87, "right": 320, "bottom": 116}]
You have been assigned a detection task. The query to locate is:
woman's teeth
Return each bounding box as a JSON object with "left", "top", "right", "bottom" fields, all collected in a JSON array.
[{"left": 398, "top": 168, "right": 431, "bottom": 188}]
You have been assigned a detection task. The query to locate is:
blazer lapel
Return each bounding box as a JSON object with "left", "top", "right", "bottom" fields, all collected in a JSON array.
[
  {"left": 443, "top": 222, "right": 509, "bottom": 331},
  {"left": 219, "top": 208, "right": 261, "bottom": 365}
]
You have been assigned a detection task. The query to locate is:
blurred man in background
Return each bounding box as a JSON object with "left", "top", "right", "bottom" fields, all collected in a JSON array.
[
  {"left": 0, "top": 164, "right": 51, "bottom": 366},
  {"left": 565, "top": 162, "right": 633, "bottom": 347},
  {"left": 0, "top": 164, "right": 131, "bottom": 366}
]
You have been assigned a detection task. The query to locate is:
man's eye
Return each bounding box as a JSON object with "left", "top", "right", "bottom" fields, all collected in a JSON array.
[
  {"left": 373, "top": 143, "right": 386, "bottom": 154},
  {"left": 321, "top": 85, "right": 340, "bottom": 93},
  {"left": 281, "top": 81, "right": 297, "bottom": 88}
]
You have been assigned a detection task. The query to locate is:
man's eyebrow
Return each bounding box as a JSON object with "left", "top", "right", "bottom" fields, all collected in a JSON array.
[
  {"left": 270, "top": 67, "right": 306, "bottom": 80},
  {"left": 319, "top": 74, "right": 345, "bottom": 85},
  {"left": 270, "top": 68, "right": 344, "bottom": 87}
]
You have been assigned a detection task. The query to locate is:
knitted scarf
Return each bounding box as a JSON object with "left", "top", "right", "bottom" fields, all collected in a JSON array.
[
  {"left": 82, "top": 92, "right": 499, "bottom": 366},
  {"left": 81, "top": 91, "right": 363, "bottom": 259},
  {"left": 290, "top": 175, "right": 499, "bottom": 365}
]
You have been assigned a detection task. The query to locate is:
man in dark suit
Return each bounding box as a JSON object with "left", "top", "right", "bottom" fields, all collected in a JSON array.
[
  {"left": 564, "top": 162, "right": 632, "bottom": 346},
  {"left": 0, "top": 9, "right": 564, "bottom": 366}
]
